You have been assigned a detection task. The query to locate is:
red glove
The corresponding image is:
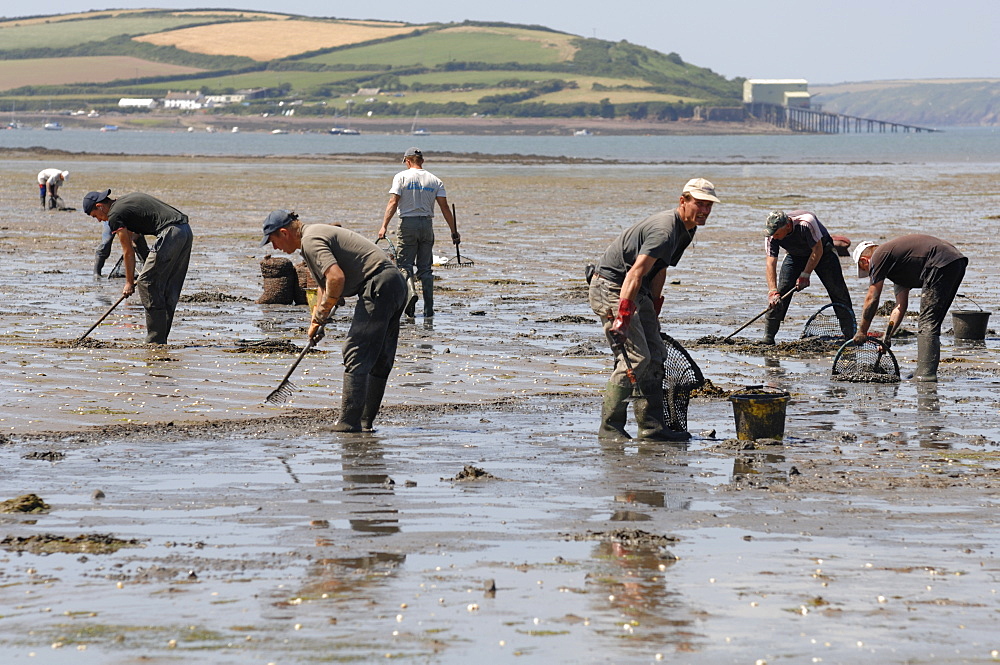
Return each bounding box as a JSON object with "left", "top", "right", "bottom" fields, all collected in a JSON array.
[
  {"left": 767, "top": 290, "right": 782, "bottom": 309},
  {"left": 610, "top": 299, "right": 637, "bottom": 342},
  {"left": 653, "top": 296, "right": 664, "bottom": 316},
  {"left": 796, "top": 274, "right": 811, "bottom": 291}
]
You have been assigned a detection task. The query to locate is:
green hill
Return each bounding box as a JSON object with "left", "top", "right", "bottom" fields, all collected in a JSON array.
[
  {"left": 811, "top": 79, "right": 1000, "bottom": 127},
  {"left": 0, "top": 10, "right": 743, "bottom": 120}
]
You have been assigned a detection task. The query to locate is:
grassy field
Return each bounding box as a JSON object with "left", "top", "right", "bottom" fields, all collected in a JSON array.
[
  {"left": 127, "top": 69, "right": 365, "bottom": 93},
  {"left": 135, "top": 19, "right": 427, "bottom": 61},
  {"left": 302, "top": 25, "right": 577, "bottom": 67},
  {"left": 0, "top": 56, "right": 203, "bottom": 91},
  {"left": 0, "top": 15, "right": 215, "bottom": 49}
]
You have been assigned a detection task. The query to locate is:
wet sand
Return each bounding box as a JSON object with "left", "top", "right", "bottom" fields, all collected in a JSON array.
[{"left": 1, "top": 155, "right": 999, "bottom": 663}]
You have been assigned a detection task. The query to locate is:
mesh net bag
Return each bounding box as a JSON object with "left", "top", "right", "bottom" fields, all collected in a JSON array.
[
  {"left": 802, "top": 303, "right": 856, "bottom": 340},
  {"left": 831, "top": 337, "right": 900, "bottom": 383},
  {"left": 258, "top": 256, "right": 297, "bottom": 305},
  {"left": 660, "top": 333, "right": 706, "bottom": 431}
]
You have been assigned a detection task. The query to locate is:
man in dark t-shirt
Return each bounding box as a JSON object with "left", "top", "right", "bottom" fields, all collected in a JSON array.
[
  {"left": 761, "top": 210, "right": 855, "bottom": 344},
  {"left": 588, "top": 177, "right": 719, "bottom": 442},
  {"left": 83, "top": 189, "right": 193, "bottom": 344},
  {"left": 852, "top": 234, "right": 967, "bottom": 381}
]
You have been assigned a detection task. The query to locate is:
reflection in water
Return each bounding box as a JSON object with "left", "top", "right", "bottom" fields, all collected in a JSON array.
[
  {"left": 341, "top": 437, "right": 400, "bottom": 535},
  {"left": 915, "top": 382, "right": 948, "bottom": 448},
  {"left": 732, "top": 453, "right": 788, "bottom": 487},
  {"left": 298, "top": 551, "right": 407, "bottom": 600}
]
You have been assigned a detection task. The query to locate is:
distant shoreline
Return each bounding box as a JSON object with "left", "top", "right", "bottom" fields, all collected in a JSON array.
[{"left": 8, "top": 111, "right": 791, "bottom": 137}]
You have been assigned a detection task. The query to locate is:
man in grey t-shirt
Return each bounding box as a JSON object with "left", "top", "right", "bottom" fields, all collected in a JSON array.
[
  {"left": 377, "top": 147, "right": 459, "bottom": 318},
  {"left": 588, "top": 178, "right": 719, "bottom": 442},
  {"left": 261, "top": 210, "right": 407, "bottom": 431}
]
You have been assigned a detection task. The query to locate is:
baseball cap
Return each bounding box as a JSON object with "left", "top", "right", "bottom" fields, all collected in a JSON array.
[
  {"left": 60, "top": 170, "right": 69, "bottom": 179},
  {"left": 82, "top": 189, "right": 111, "bottom": 215},
  {"left": 403, "top": 147, "right": 422, "bottom": 161},
  {"left": 764, "top": 210, "right": 790, "bottom": 237},
  {"left": 851, "top": 241, "right": 879, "bottom": 278},
  {"left": 260, "top": 209, "right": 295, "bottom": 246},
  {"left": 682, "top": 178, "right": 720, "bottom": 203}
]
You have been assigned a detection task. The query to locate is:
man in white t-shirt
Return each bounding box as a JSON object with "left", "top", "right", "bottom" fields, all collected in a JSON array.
[
  {"left": 36, "top": 168, "right": 68, "bottom": 210},
  {"left": 377, "top": 147, "right": 459, "bottom": 318}
]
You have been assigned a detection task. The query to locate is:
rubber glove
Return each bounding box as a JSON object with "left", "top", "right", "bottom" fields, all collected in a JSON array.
[
  {"left": 767, "top": 290, "right": 782, "bottom": 309},
  {"left": 610, "top": 298, "right": 637, "bottom": 343},
  {"left": 796, "top": 273, "right": 811, "bottom": 291}
]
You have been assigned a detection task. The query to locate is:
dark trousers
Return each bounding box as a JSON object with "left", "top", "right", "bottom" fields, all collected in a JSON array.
[
  {"left": 765, "top": 239, "right": 854, "bottom": 332},
  {"left": 918, "top": 258, "right": 967, "bottom": 335},
  {"left": 97, "top": 221, "right": 150, "bottom": 266},
  {"left": 136, "top": 223, "right": 193, "bottom": 342},
  {"left": 343, "top": 268, "right": 407, "bottom": 378}
]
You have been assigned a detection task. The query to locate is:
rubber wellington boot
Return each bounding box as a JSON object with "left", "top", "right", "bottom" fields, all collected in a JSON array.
[
  {"left": 761, "top": 317, "right": 780, "bottom": 345},
  {"left": 331, "top": 372, "right": 367, "bottom": 432},
  {"left": 635, "top": 380, "right": 690, "bottom": 442},
  {"left": 360, "top": 375, "right": 389, "bottom": 431},
  {"left": 914, "top": 333, "right": 940, "bottom": 382},
  {"left": 421, "top": 276, "right": 434, "bottom": 318},
  {"left": 93, "top": 253, "right": 107, "bottom": 277},
  {"left": 403, "top": 274, "right": 418, "bottom": 318},
  {"left": 144, "top": 309, "right": 170, "bottom": 345},
  {"left": 598, "top": 382, "right": 632, "bottom": 440}
]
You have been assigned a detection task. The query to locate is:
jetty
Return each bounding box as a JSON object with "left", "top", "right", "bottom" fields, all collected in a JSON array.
[{"left": 746, "top": 102, "right": 939, "bottom": 134}]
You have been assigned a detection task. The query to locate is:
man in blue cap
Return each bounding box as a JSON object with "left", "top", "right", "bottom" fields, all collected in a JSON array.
[
  {"left": 83, "top": 189, "right": 193, "bottom": 344},
  {"left": 261, "top": 210, "right": 407, "bottom": 432}
]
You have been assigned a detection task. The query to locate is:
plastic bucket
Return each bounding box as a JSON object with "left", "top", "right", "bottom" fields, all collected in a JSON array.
[
  {"left": 305, "top": 288, "right": 318, "bottom": 309},
  {"left": 729, "top": 389, "right": 790, "bottom": 441},
  {"left": 952, "top": 310, "right": 991, "bottom": 341}
]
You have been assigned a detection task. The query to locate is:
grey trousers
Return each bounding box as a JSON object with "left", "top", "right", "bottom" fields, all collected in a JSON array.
[
  {"left": 343, "top": 267, "right": 407, "bottom": 378},
  {"left": 136, "top": 223, "right": 193, "bottom": 343},
  {"left": 588, "top": 276, "right": 665, "bottom": 388}
]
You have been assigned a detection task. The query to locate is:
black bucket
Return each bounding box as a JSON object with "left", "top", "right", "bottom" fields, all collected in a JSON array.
[
  {"left": 729, "top": 388, "right": 790, "bottom": 441},
  {"left": 952, "top": 310, "right": 991, "bottom": 341}
]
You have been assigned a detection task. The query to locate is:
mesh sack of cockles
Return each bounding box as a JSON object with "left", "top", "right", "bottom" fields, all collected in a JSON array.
[
  {"left": 660, "top": 333, "right": 706, "bottom": 431},
  {"left": 831, "top": 336, "right": 900, "bottom": 383},
  {"left": 801, "top": 303, "right": 856, "bottom": 340}
]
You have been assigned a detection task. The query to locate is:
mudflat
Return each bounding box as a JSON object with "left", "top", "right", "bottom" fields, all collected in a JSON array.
[{"left": 0, "top": 153, "right": 998, "bottom": 664}]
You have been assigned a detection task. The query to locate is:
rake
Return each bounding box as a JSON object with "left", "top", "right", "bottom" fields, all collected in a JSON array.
[
  {"left": 265, "top": 311, "right": 333, "bottom": 404},
  {"left": 73, "top": 293, "right": 128, "bottom": 346},
  {"left": 440, "top": 203, "right": 474, "bottom": 268}
]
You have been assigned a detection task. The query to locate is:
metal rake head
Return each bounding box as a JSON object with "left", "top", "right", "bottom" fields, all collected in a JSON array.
[{"left": 265, "top": 380, "right": 298, "bottom": 404}]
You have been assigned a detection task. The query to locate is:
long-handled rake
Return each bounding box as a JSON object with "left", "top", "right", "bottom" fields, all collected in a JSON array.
[
  {"left": 73, "top": 293, "right": 128, "bottom": 346},
  {"left": 440, "top": 203, "right": 474, "bottom": 268},
  {"left": 265, "top": 308, "right": 335, "bottom": 404},
  {"left": 722, "top": 288, "right": 794, "bottom": 342}
]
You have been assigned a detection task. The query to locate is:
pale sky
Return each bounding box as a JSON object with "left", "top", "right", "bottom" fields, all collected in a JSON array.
[{"left": 12, "top": 0, "right": 1000, "bottom": 84}]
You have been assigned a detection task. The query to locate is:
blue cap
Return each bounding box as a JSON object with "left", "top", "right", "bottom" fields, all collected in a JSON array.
[
  {"left": 82, "top": 189, "right": 112, "bottom": 215},
  {"left": 260, "top": 210, "right": 294, "bottom": 246}
]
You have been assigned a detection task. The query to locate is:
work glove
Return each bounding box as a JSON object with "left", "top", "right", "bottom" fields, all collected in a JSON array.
[
  {"left": 795, "top": 273, "right": 811, "bottom": 291},
  {"left": 610, "top": 298, "right": 637, "bottom": 343},
  {"left": 653, "top": 296, "right": 664, "bottom": 316},
  {"left": 309, "top": 323, "right": 326, "bottom": 344},
  {"left": 767, "top": 290, "right": 782, "bottom": 309}
]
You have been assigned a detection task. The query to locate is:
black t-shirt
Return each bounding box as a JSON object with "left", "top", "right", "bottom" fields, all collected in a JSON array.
[
  {"left": 596, "top": 209, "right": 695, "bottom": 290},
  {"left": 868, "top": 234, "right": 965, "bottom": 289},
  {"left": 107, "top": 192, "right": 188, "bottom": 236}
]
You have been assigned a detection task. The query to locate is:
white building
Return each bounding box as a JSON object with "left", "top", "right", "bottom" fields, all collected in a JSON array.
[
  {"left": 163, "top": 91, "right": 206, "bottom": 110},
  {"left": 743, "top": 79, "right": 811, "bottom": 108},
  {"left": 118, "top": 98, "right": 157, "bottom": 109},
  {"left": 203, "top": 94, "right": 246, "bottom": 105}
]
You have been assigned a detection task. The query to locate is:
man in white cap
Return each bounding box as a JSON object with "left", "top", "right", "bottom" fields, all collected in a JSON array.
[
  {"left": 588, "top": 177, "right": 719, "bottom": 441},
  {"left": 851, "top": 234, "right": 967, "bottom": 381},
  {"left": 36, "top": 168, "right": 69, "bottom": 210},
  {"left": 377, "top": 147, "right": 458, "bottom": 319}
]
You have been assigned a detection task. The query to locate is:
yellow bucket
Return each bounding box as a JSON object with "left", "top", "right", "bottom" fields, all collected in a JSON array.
[
  {"left": 728, "top": 389, "right": 790, "bottom": 440},
  {"left": 305, "top": 288, "right": 317, "bottom": 309}
]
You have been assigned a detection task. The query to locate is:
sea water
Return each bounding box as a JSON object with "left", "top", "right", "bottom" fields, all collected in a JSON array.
[{"left": 2, "top": 125, "right": 998, "bottom": 164}]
